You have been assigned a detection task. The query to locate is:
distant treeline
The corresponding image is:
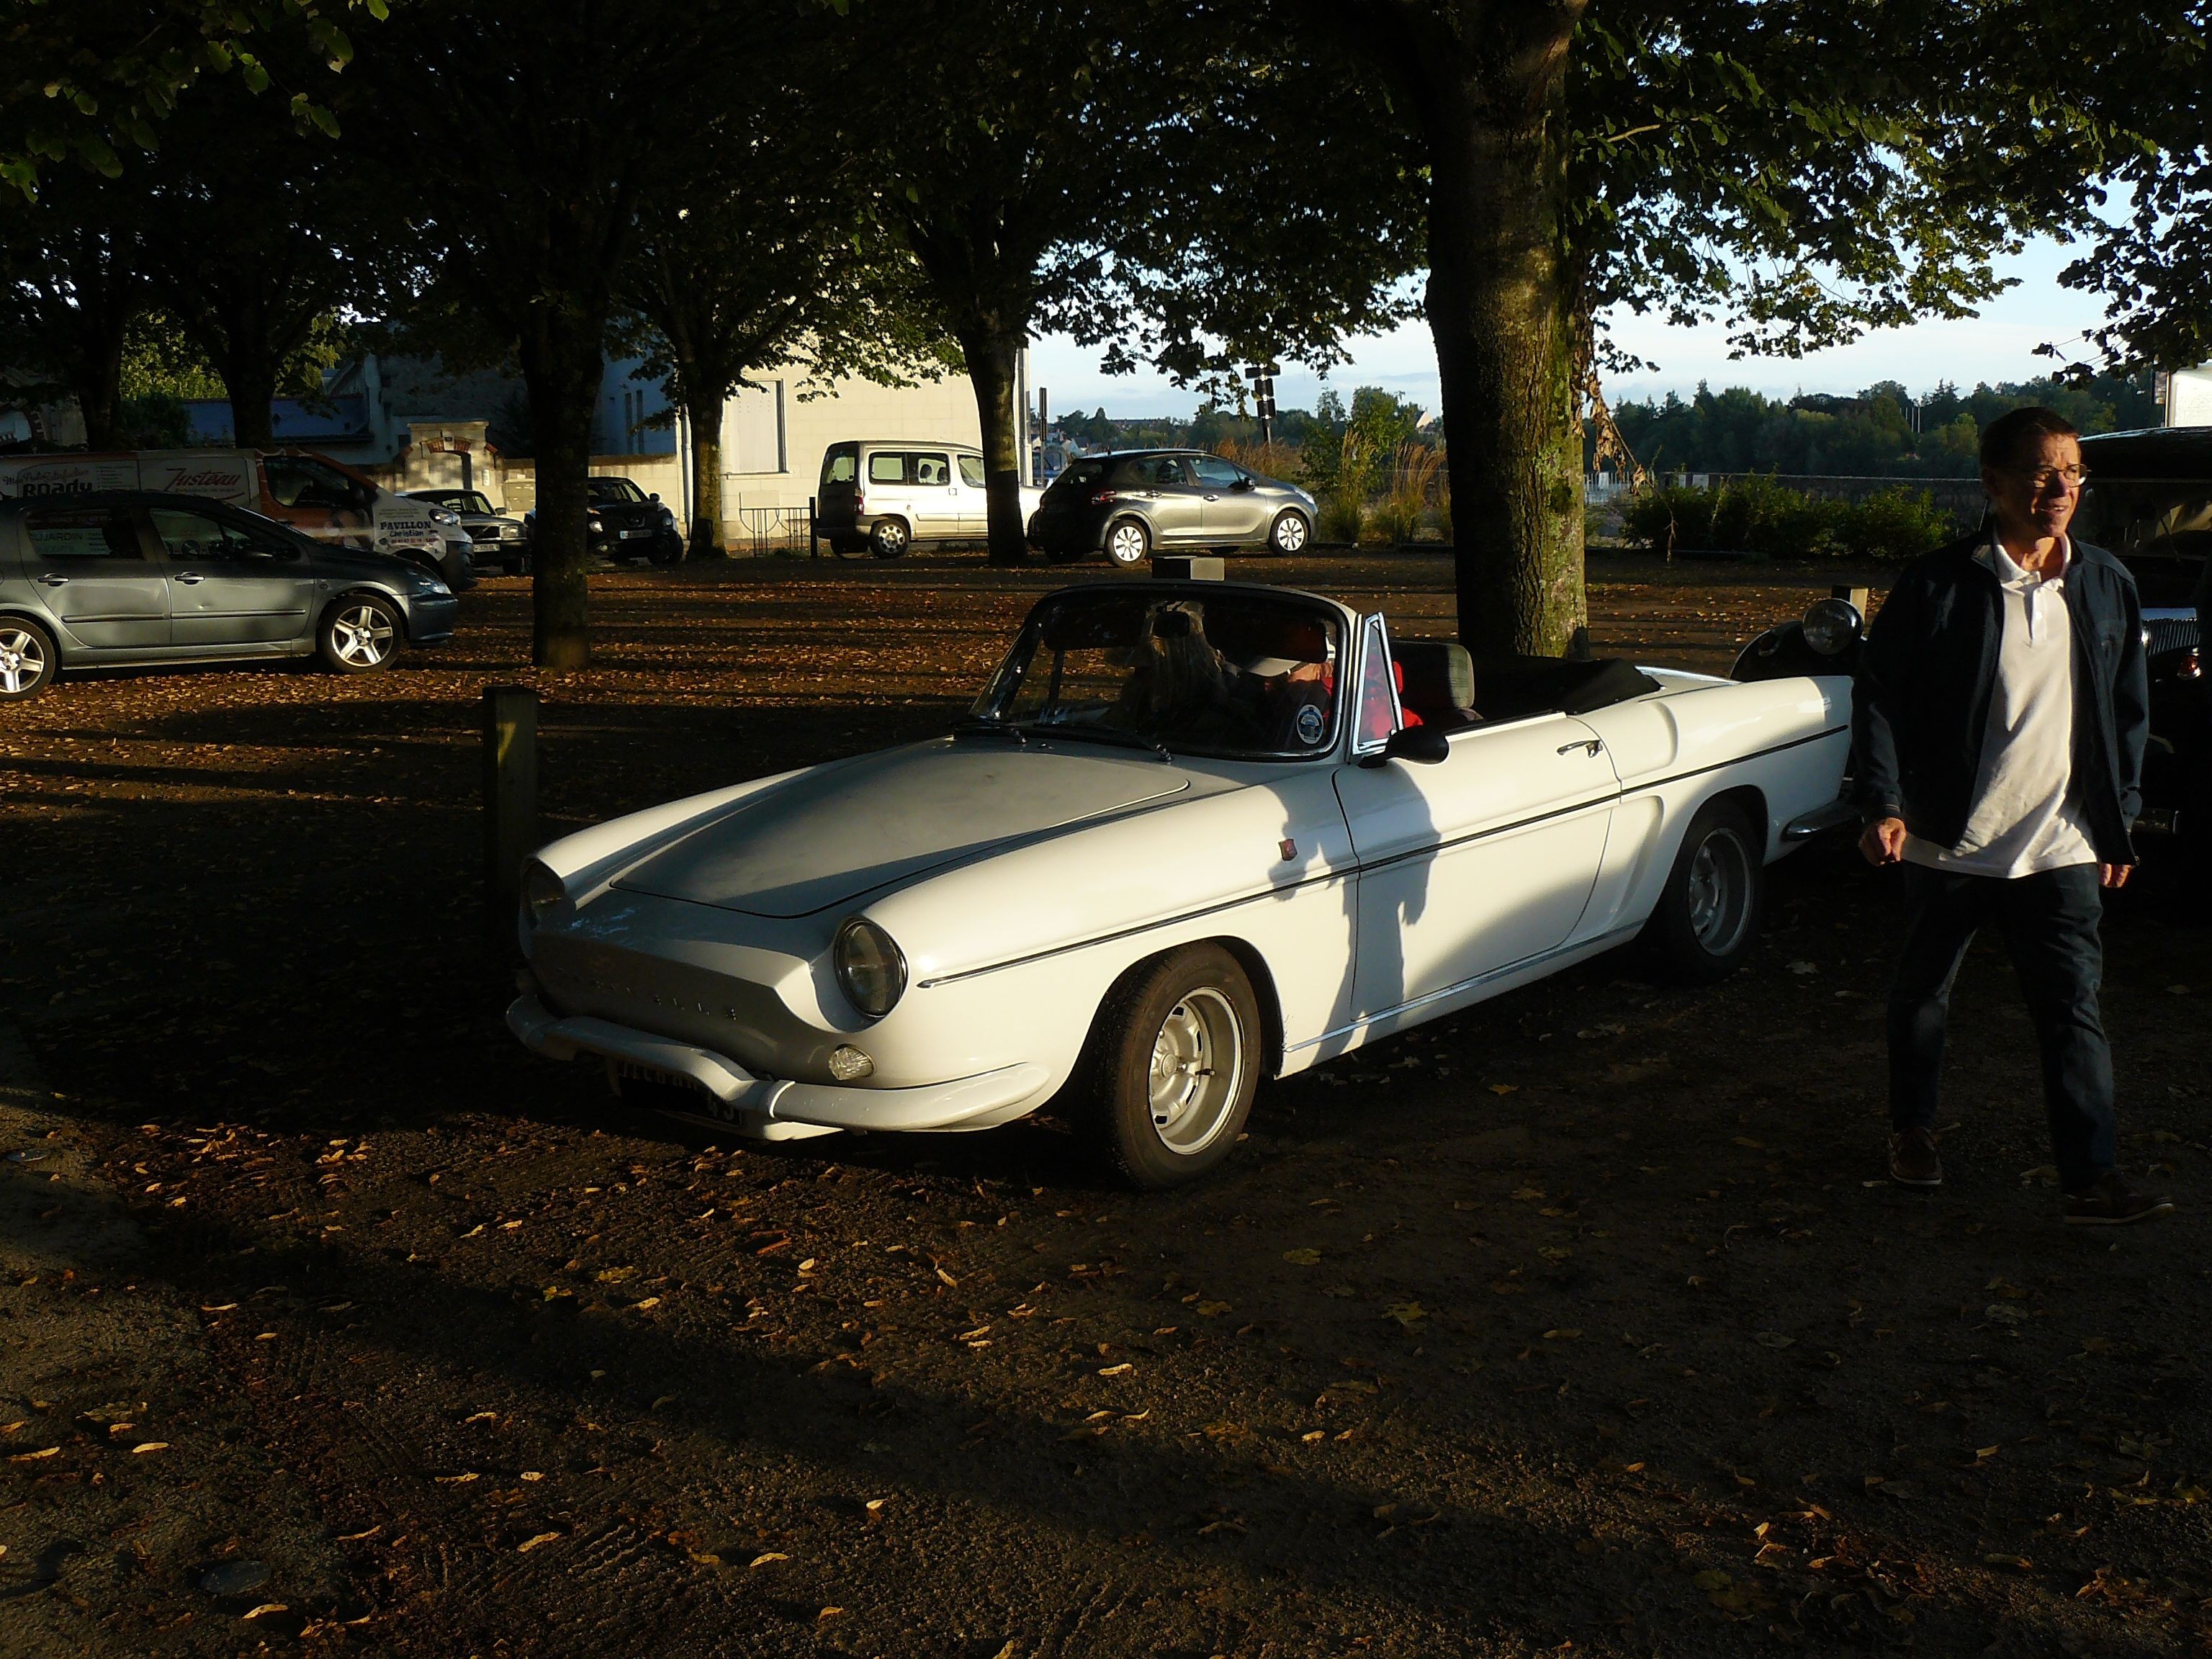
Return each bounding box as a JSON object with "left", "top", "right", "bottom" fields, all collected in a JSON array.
[{"left": 1607, "top": 372, "right": 2162, "bottom": 480}]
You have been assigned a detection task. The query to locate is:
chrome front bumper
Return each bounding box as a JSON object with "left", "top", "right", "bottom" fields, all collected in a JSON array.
[{"left": 506, "top": 994, "right": 1049, "bottom": 1140}]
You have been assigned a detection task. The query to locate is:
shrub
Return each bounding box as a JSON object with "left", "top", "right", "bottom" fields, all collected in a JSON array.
[
  {"left": 1370, "top": 493, "right": 1421, "bottom": 544},
  {"left": 1837, "top": 485, "right": 1954, "bottom": 561},
  {"left": 1318, "top": 492, "right": 1367, "bottom": 544},
  {"left": 1618, "top": 485, "right": 1715, "bottom": 553}
]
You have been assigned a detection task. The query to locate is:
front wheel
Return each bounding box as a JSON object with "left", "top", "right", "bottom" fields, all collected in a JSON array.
[
  {"left": 1102, "top": 517, "right": 1151, "bottom": 569},
  {"left": 1641, "top": 799, "right": 1763, "bottom": 983},
  {"left": 1267, "top": 510, "right": 1311, "bottom": 555},
  {"left": 1074, "top": 944, "right": 1261, "bottom": 1189},
  {"left": 0, "top": 617, "right": 58, "bottom": 699},
  {"left": 318, "top": 595, "right": 402, "bottom": 674},
  {"left": 870, "top": 518, "right": 911, "bottom": 558}
]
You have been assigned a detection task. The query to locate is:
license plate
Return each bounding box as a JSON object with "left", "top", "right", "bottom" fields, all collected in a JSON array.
[
  {"left": 619, "top": 527, "right": 651, "bottom": 539},
  {"left": 608, "top": 1058, "right": 704, "bottom": 1096}
]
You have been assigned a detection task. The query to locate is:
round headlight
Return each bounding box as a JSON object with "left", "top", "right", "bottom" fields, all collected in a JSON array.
[
  {"left": 522, "top": 859, "right": 567, "bottom": 925},
  {"left": 1801, "top": 597, "right": 1863, "bottom": 657},
  {"left": 429, "top": 507, "right": 461, "bottom": 526},
  {"left": 835, "top": 917, "right": 907, "bottom": 1018}
]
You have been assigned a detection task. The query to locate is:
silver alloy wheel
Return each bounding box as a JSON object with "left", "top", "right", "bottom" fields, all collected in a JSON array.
[
  {"left": 0, "top": 625, "right": 48, "bottom": 695},
  {"left": 1270, "top": 511, "right": 1310, "bottom": 553},
  {"left": 871, "top": 518, "right": 909, "bottom": 555},
  {"left": 1146, "top": 986, "right": 1245, "bottom": 1156},
  {"left": 330, "top": 603, "right": 395, "bottom": 667},
  {"left": 1105, "top": 520, "right": 1149, "bottom": 567},
  {"left": 1684, "top": 827, "right": 1754, "bottom": 955}
]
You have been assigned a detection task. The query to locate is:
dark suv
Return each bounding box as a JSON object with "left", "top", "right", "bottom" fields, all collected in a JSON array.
[
  {"left": 526, "top": 477, "right": 683, "bottom": 565},
  {"left": 1026, "top": 449, "right": 1316, "bottom": 567}
]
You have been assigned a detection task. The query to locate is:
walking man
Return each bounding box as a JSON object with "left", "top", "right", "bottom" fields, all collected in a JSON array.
[{"left": 1855, "top": 405, "right": 2171, "bottom": 1224}]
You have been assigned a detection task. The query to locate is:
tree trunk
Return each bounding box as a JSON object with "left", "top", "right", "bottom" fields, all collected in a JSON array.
[
  {"left": 960, "top": 324, "right": 1028, "bottom": 566},
  {"left": 73, "top": 323, "right": 127, "bottom": 452},
  {"left": 1411, "top": 10, "right": 1586, "bottom": 661},
  {"left": 518, "top": 318, "right": 603, "bottom": 669},
  {"left": 222, "top": 349, "right": 280, "bottom": 451},
  {"left": 685, "top": 390, "right": 725, "bottom": 560}
]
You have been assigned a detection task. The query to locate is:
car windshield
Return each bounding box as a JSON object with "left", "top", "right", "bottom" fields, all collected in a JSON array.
[
  {"left": 587, "top": 478, "right": 647, "bottom": 504},
  {"left": 448, "top": 491, "right": 495, "bottom": 515},
  {"left": 2073, "top": 477, "right": 2212, "bottom": 604},
  {"left": 969, "top": 588, "right": 1344, "bottom": 758}
]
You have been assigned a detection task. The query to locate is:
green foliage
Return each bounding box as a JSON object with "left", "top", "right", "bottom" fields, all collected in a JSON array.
[
  {"left": 117, "top": 392, "right": 192, "bottom": 448},
  {"left": 1618, "top": 475, "right": 1957, "bottom": 560},
  {"left": 1318, "top": 491, "right": 1367, "bottom": 544}
]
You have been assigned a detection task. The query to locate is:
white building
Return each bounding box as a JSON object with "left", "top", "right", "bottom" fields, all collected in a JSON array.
[{"left": 2164, "top": 366, "right": 2212, "bottom": 427}]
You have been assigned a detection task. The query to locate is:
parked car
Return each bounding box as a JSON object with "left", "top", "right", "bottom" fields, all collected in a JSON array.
[
  {"left": 2077, "top": 428, "right": 2209, "bottom": 859},
  {"left": 1026, "top": 449, "right": 1318, "bottom": 567},
  {"left": 508, "top": 577, "right": 1853, "bottom": 1187},
  {"left": 0, "top": 447, "right": 475, "bottom": 590},
  {"left": 0, "top": 490, "right": 456, "bottom": 700},
  {"left": 405, "top": 487, "right": 531, "bottom": 575},
  {"left": 815, "top": 440, "right": 1045, "bottom": 557},
  {"left": 524, "top": 477, "right": 683, "bottom": 565}
]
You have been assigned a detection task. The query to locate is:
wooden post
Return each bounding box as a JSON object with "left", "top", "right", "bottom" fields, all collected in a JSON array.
[{"left": 482, "top": 685, "right": 539, "bottom": 946}]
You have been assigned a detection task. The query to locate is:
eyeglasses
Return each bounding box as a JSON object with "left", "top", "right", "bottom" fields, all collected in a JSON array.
[{"left": 2003, "top": 464, "right": 2090, "bottom": 492}]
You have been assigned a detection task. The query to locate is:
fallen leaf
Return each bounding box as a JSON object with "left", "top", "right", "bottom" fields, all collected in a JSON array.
[
  {"left": 130, "top": 1441, "right": 168, "bottom": 1455},
  {"left": 1754, "top": 1332, "right": 1794, "bottom": 1349},
  {"left": 241, "top": 1604, "right": 289, "bottom": 1620},
  {"left": 516, "top": 1532, "right": 563, "bottom": 1553},
  {"left": 1543, "top": 1328, "right": 1583, "bottom": 1341},
  {"left": 1097, "top": 1362, "right": 1133, "bottom": 1376},
  {"left": 749, "top": 1552, "right": 790, "bottom": 1568},
  {"left": 1195, "top": 1300, "right": 1232, "bottom": 1316},
  {"left": 9, "top": 1447, "right": 58, "bottom": 1461},
  {"left": 1487, "top": 1083, "right": 1518, "bottom": 1095},
  {"left": 1382, "top": 1302, "right": 1426, "bottom": 1328},
  {"left": 1281, "top": 1249, "right": 1321, "bottom": 1265}
]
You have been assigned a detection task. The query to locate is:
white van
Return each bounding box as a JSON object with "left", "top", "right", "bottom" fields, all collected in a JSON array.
[
  {"left": 0, "top": 448, "right": 476, "bottom": 588},
  {"left": 814, "top": 440, "right": 1043, "bottom": 557}
]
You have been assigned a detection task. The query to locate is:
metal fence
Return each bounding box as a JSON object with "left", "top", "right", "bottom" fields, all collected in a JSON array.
[
  {"left": 729, "top": 505, "right": 815, "bottom": 557},
  {"left": 1584, "top": 471, "right": 1984, "bottom": 524}
]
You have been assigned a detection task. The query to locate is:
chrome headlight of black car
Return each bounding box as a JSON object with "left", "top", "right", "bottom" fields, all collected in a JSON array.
[
  {"left": 521, "top": 859, "right": 569, "bottom": 926},
  {"left": 835, "top": 917, "right": 907, "bottom": 1018},
  {"left": 1801, "top": 597, "right": 1864, "bottom": 656}
]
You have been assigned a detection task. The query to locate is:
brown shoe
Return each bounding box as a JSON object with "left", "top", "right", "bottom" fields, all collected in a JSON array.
[
  {"left": 2063, "top": 1172, "right": 2174, "bottom": 1226},
  {"left": 1889, "top": 1127, "right": 1943, "bottom": 1187}
]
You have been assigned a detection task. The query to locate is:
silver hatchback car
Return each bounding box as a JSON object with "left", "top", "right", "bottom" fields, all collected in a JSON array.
[{"left": 0, "top": 490, "right": 457, "bottom": 701}]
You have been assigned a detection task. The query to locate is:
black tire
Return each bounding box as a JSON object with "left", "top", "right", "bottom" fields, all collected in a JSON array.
[
  {"left": 829, "top": 534, "right": 869, "bottom": 558},
  {"left": 0, "top": 616, "right": 58, "bottom": 700},
  {"left": 318, "top": 594, "right": 403, "bottom": 675},
  {"left": 1073, "top": 944, "right": 1262, "bottom": 1189},
  {"left": 1102, "top": 516, "right": 1151, "bottom": 569},
  {"left": 1641, "top": 799, "right": 1763, "bottom": 983},
  {"left": 870, "top": 518, "right": 911, "bottom": 558},
  {"left": 1267, "top": 510, "right": 1312, "bottom": 555}
]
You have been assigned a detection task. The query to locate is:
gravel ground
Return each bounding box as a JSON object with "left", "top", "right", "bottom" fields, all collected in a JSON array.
[{"left": 1, "top": 550, "right": 2206, "bottom": 1658}]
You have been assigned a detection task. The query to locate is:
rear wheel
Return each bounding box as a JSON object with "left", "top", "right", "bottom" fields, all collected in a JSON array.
[
  {"left": 0, "top": 617, "right": 57, "bottom": 700},
  {"left": 1642, "top": 799, "right": 1763, "bottom": 983},
  {"left": 1103, "top": 517, "right": 1151, "bottom": 569},
  {"left": 1074, "top": 944, "right": 1260, "bottom": 1189},
  {"left": 870, "top": 518, "right": 911, "bottom": 558},
  {"left": 1267, "top": 510, "right": 1311, "bottom": 554},
  {"left": 318, "top": 595, "right": 402, "bottom": 674}
]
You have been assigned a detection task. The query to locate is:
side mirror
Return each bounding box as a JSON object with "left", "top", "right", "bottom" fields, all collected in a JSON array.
[
  {"left": 1361, "top": 725, "right": 1450, "bottom": 767},
  {"left": 649, "top": 492, "right": 661, "bottom": 503}
]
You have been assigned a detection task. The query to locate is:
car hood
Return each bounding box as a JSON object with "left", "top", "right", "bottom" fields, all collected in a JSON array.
[{"left": 611, "top": 738, "right": 1197, "bottom": 918}]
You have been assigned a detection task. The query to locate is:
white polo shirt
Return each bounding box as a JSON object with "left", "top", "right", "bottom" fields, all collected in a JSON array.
[{"left": 1902, "top": 532, "right": 2097, "bottom": 878}]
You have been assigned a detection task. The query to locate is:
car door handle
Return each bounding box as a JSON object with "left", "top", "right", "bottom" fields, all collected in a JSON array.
[
  {"left": 1557, "top": 738, "right": 1604, "bottom": 756},
  {"left": 174, "top": 572, "right": 205, "bottom": 584},
  {"left": 1202, "top": 493, "right": 1220, "bottom": 502},
  {"left": 35, "top": 574, "right": 67, "bottom": 586}
]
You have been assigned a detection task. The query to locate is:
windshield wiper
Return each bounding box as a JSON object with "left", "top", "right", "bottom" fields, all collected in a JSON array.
[
  {"left": 1033, "top": 724, "right": 1172, "bottom": 763},
  {"left": 952, "top": 719, "right": 1027, "bottom": 745}
]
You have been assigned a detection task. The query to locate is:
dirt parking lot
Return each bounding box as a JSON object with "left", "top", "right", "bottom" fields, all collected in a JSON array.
[{"left": 1, "top": 550, "right": 2207, "bottom": 1658}]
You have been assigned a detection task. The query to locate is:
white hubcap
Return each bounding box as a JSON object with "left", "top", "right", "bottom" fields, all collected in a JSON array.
[
  {"left": 1146, "top": 987, "right": 1244, "bottom": 1155},
  {"left": 1274, "top": 514, "right": 1308, "bottom": 551},
  {"left": 1108, "top": 525, "right": 1148, "bottom": 565}
]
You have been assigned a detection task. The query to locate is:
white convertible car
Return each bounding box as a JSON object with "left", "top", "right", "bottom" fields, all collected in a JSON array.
[{"left": 510, "top": 578, "right": 1857, "bottom": 1186}]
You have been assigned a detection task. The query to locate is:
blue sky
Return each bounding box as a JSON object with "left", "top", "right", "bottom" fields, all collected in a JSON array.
[{"left": 1029, "top": 236, "right": 2116, "bottom": 421}]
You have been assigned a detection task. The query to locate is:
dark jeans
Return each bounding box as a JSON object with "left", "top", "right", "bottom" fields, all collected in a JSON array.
[{"left": 1887, "top": 861, "right": 2115, "bottom": 1193}]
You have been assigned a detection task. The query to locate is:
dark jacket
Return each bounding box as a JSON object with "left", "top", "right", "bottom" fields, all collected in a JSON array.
[{"left": 1853, "top": 534, "right": 2149, "bottom": 865}]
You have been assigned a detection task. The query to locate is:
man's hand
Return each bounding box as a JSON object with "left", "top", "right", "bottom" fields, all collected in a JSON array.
[
  {"left": 1859, "top": 816, "right": 1907, "bottom": 866},
  {"left": 2100, "top": 863, "right": 2133, "bottom": 889}
]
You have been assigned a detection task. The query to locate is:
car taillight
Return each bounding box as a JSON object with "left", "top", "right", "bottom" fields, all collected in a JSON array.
[
  {"left": 1090, "top": 490, "right": 1118, "bottom": 506},
  {"left": 853, "top": 491, "right": 865, "bottom": 515},
  {"left": 2182, "top": 647, "right": 2203, "bottom": 681}
]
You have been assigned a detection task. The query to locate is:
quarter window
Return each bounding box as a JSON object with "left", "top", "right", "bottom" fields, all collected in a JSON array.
[
  {"left": 1190, "top": 457, "right": 1244, "bottom": 488},
  {"left": 957, "top": 455, "right": 986, "bottom": 488},
  {"left": 1352, "top": 614, "right": 1401, "bottom": 749}
]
